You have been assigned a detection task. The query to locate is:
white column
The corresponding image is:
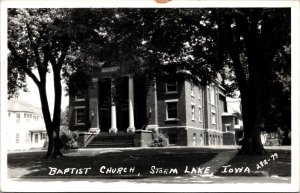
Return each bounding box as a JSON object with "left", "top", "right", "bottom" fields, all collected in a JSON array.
[
  {"left": 109, "top": 79, "right": 118, "bottom": 134},
  {"left": 127, "top": 76, "right": 135, "bottom": 133},
  {"left": 89, "top": 78, "right": 100, "bottom": 134}
]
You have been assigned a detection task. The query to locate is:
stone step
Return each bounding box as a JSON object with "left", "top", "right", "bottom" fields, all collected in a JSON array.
[
  {"left": 92, "top": 136, "right": 134, "bottom": 139},
  {"left": 86, "top": 132, "right": 136, "bottom": 148},
  {"left": 89, "top": 140, "right": 134, "bottom": 144},
  {"left": 86, "top": 143, "right": 135, "bottom": 148}
]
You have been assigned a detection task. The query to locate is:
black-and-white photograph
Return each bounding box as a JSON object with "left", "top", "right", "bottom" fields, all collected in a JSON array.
[{"left": 1, "top": 0, "right": 299, "bottom": 192}]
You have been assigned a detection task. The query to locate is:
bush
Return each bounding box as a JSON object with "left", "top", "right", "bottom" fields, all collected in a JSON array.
[
  {"left": 42, "top": 126, "right": 79, "bottom": 150},
  {"left": 151, "top": 132, "right": 169, "bottom": 147},
  {"left": 60, "top": 128, "right": 79, "bottom": 149}
]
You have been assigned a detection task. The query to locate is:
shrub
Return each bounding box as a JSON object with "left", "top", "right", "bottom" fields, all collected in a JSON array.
[
  {"left": 151, "top": 132, "right": 169, "bottom": 147},
  {"left": 42, "top": 126, "right": 78, "bottom": 150},
  {"left": 60, "top": 128, "right": 79, "bottom": 149}
]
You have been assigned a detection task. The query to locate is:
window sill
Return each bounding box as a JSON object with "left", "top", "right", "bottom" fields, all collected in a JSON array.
[
  {"left": 165, "top": 91, "right": 178, "bottom": 95},
  {"left": 75, "top": 123, "right": 85, "bottom": 126},
  {"left": 191, "top": 119, "right": 196, "bottom": 122},
  {"left": 165, "top": 118, "right": 179, "bottom": 122},
  {"left": 75, "top": 99, "right": 85, "bottom": 102},
  {"left": 191, "top": 94, "right": 195, "bottom": 98}
]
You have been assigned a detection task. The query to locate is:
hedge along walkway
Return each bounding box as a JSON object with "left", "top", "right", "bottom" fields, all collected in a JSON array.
[{"left": 7, "top": 147, "right": 291, "bottom": 180}]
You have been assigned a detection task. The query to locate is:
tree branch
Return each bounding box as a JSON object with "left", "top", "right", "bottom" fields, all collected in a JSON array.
[
  {"left": 25, "top": 22, "right": 44, "bottom": 74},
  {"left": 57, "top": 37, "right": 70, "bottom": 68},
  {"left": 8, "top": 42, "right": 40, "bottom": 86}
]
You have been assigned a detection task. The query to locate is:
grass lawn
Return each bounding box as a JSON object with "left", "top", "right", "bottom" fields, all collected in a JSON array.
[{"left": 7, "top": 147, "right": 291, "bottom": 180}]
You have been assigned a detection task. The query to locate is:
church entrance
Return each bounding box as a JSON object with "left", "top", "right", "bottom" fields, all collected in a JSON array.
[{"left": 99, "top": 108, "right": 110, "bottom": 132}]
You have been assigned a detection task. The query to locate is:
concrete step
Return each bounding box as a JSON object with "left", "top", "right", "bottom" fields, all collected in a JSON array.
[
  {"left": 86, "top": 143, "right": 135, "bottom": 148},
  {"left": 86, "top": 132, "right": 135, "bottom": 148}
]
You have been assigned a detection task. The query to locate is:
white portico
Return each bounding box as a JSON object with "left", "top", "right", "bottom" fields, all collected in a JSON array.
[{"left": 88, "top": 66, "right": 136, "bottom": 134}]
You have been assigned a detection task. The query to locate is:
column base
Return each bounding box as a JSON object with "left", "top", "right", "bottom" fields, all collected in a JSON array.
[
  {"left": 127, "top": 126, "right": 135, "bottom": 133},
  {"left": 109, "top": 128, "right": 118, "bottom": 134},
  {"left": 89, "top": 127, "right": 100, "bottom": 134},
  {"left": 146, "top": 125, "right": 158, "bottom": 132}
]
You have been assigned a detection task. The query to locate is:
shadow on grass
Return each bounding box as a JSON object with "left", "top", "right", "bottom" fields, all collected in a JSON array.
[
  {"left": 214, "top": 149, "right": 291, "bottom": 177},
  {"left": 8, "top": 148, "right": 220, "bottom": 179},
  {"left": 7, "top": 148, "right": 291, "bottom": 181}
]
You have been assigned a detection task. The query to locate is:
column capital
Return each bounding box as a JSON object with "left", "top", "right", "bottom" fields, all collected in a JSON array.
[
  {"left": 123, "top": 74, "right": 134, "bottom": 78},
  {"left": 92, "top": 78, "right": 99, "bottom": 82}
]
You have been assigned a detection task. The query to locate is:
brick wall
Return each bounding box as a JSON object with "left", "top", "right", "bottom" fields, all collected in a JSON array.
[
  {"left": 89, "top": 79, "right": 99, "bottom": 129},
  {"left": 186, "top": 128, "right": 206, "bottom": 146},
  {"left": 69, "top": 90, "right": 90, "bottom": 132},
  {"left": 223, "top": 132, "right": 236, "bottom": 145},
  {"left": 156, "top": 77, "right": 186, "bottom": 127},
  {"left": 185, "top": 81, "right": 205, "bottom": 129},
  {"left": 222, "top": 115, "right": 235, "bottom": 132},
  {"left": 146, "top": 80, "right": 158, "bottom": 128}
]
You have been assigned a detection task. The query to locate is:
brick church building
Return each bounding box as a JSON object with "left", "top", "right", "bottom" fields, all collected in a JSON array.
[{"left": 68, "top": 65, "right": 241, "bottom": 147}]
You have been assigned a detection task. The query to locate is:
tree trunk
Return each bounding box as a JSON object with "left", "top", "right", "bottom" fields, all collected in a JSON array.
[
  {"left": 227, "top": 34, "right": 267, "bottom": 155},
  {"left": 38, "top": 80, "right": 63, "bottom": 159},
  {"left": 46, "top": 128, "right": 62, "bottom": 159},
  {"left": 238, "top": 96, "right": 267, "bottom": 155}
]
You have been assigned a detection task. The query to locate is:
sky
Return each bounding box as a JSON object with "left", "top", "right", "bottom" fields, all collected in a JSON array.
[{"left": 18, "top": 70, "right": 69, "bottom": 112}]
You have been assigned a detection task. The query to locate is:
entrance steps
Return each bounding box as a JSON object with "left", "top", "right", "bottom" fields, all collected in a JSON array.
[{"left": 86, "top": 132, "right": 135, "bottom": 148}]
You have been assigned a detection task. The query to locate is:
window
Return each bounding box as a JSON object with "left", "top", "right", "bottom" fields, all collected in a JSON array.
[
  {"left": 191, "top": 104, "right": 195, "bottom": 120},
  {"left": 42, "top": 133, "right": 47, "bottom": 140},
  {"left": 225, "top": 124, "right": 231, "bottom": 132},
  {"left": 191, "top": 83, "right": 195, "bottom": 97},
  {"left": 207, "top": 86, "right": 210, "bottom": 103},
  {"left": 168, "top": 133, "right": 178, "bottom": 144},
  {"left": 210, "top": 86, "right": 215, "bottom": 105},
  {"left": 8, "top": 112, "right": 11, "bottom": 117},
  {"left": 16, "top": 133, "right": 20, "bottom": 143},
  {"left": 200, "top": 134, "right": 203, "bottom": 145},
  {"left": 166, "top": 100, "right": 178, "bottom": 120},
  {"left": 166, "top": 81, "right": 177, "bottom": 93},
  {"left": 16, "top": 113, "right": 20, "bottom": 123},
  {"left": 75, "top": 107, "right": 85, "bottom": 125},
  {"left": 211, "top": 112, "right": 216, "bottom": 124},
  {"left": 25, "top": 133, "right": 30, "bottom": 143},
  {"left": 34, "top": 133, "right": 39, "bottom": 143},
  {"left": 198, "top": 106, "right": 202, "bottom": 122},
  {"left": 198, "top": 86, "right": 202, "bottom": 100},
  {"left": 234, "top": 117, "right": 239, "bottom": 125},
  {"left": 24, "top": 113, "right": 30, "bottom": 122},
  {"left": 75, "top": 91, "right": 85, "bottom": 101},
  {"left": 192, "top": 133, "right": 196, "bottom": 145}
]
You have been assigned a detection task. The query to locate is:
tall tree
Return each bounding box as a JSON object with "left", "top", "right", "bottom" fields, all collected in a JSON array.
[
  {"left": 7, "top": 8, "right": 94, "bottom": 158},
  {"left": 215, "top": 8, "right": 291, "bottom": 154}
]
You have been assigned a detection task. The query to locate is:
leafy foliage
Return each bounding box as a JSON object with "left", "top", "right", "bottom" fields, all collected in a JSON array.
[
  {"left": 59, "top": 126, "right": 79, "bottom": 149},
  {"left": 151, "top": 132, "right": 169, "bottom": 147},
  {"left": 7, "top": 8, "right": 93, "bottom": 158}
]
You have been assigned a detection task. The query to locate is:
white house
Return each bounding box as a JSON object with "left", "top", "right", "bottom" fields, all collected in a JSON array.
[{"left": 7, "top": 99, "right": 47, "bottom": 150}]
